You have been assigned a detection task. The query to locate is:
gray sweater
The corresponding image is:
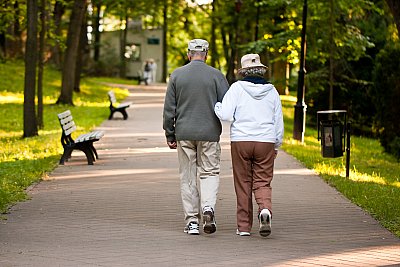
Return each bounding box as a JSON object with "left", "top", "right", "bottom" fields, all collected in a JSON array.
[{"left": 163, "top": 60, "right": 229, "bottom": 142}]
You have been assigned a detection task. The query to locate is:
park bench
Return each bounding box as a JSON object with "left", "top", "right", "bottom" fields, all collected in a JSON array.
[
  {"left": 57, "top": 110, "right": 104, "bottom": 165},
  {"left": 107, "top": 90, "right": 132, "bottom": 120}
]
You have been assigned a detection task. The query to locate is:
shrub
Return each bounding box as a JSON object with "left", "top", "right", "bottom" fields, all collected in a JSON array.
[{"left": 372, "top": 43, "right": 400, "bottom": 157}]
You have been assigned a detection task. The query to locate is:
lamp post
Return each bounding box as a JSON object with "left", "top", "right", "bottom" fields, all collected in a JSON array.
[
  {"left": 293, "top": 0, "right": 308, "bottom": 142},
  {"left": 255, "top": 0, "right": 260, "bottom": 41}
]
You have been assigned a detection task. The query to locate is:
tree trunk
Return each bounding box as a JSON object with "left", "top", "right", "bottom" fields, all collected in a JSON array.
[
  {"left": 50, "top": 1, "right": 65, "bottom": 69},
  {"left": 37, "top": 0, "right": 47, "bottom": 129},
  {"left": 93, "top": 1, "right": 101, "bottom": 62},
  {"left": 74, "top": 12, "right": 88, "bottom": 92},
  {"left": 386, "top": 0, "right": 400, "bottom": 35},
  {"left": 0, "top": 33, "right": 5, "bottom": 60},
  {"left": 225, "top": 3, "right": 240, "bottom": 85},
  {"left": 225, "top": 32, "right": 236, "bottom": 85},
  {"left": 329, "top": 0, "right": 334, "bottom": 110},
  {"left": 24, "top": 0, "right": 38, "bottom": 138},
  {"left": 210, "top": 0, "right": 217, "bottom": 68},
  {"left": 272, "top": 59, "right": 287, "bottom": 95},
  {"left": 119, "top": 16, "right": 128, "bottom": 78},
  {"left": 221, "top": 23, "right": 234, "bottom": 83},
  {"left": 57, "top": 0, "right": 87, "bottom": 105},
  {"left": 161, "top": 0, "right": 168, "bottom": 82}
]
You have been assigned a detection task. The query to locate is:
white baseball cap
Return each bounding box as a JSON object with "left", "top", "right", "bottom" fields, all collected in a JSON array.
[{"left": 188, "top": 39, "right": 209, "bottom": 52}]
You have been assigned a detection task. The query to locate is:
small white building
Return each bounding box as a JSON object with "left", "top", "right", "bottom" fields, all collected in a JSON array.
[{"left": 100, "top": 26, "right": 163, "bottom": 83}]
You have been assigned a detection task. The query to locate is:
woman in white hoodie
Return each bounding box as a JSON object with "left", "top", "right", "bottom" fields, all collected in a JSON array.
[{"left": 214, "top": 54, "right": 284, "bottom": 237}]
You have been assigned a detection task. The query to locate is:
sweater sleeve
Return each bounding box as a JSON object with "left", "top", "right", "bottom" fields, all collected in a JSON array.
[
  {"left": 216, "top": 74, "right": 229, "bottom": 102},
  {"left": 273, "top": 89, "right": 284, "bottom": 149},
  {"left": 163, "top": 78, "right": 177, "bottom": 142},
  {"left": 214, "top": 84, "right": 237, "bottom": 122}
]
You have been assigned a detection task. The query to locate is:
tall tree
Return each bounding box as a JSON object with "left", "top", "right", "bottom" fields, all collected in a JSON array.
[
  {"left": 37, "top": 0, "right": 47, "bottom": 129},
  {"left": 210, "top": 0, "right": 217, "bottom": 68},
  {"left": 225, "top": 0, "right": 242, "bottom": 84},
  {"left": 93, "top": 0, "right": 102, "bottom": 62},
  {"left": 328, "top": 0, "right": 334, "bottom": 110},
  {"left": 49, "top": 0, "right": 65, "bottom": 68},
  {"left": 119, "top": 14, "right": 128, "bottom": 78},
  {"left": 57, "top": 0, "right": 87, "bottom": 105},
  {"left": 162, "top": 0, "right": 168, "bottom": 82},
  {"left": 74, "top": 10, "right": 88, "bottom": 93},
  {"left": 24, "top": 0, "right": 39, "bottom": 137}
]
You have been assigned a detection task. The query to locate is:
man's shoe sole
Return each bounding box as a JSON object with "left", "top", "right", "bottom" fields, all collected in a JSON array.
[
  {"left": 203, "top": 211, "right": 216, "bottom": 234},
  {"left": 186, "top": 230, "right": 199, "bottom": 235}
]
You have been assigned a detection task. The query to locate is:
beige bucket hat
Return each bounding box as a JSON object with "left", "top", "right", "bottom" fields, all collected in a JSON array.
[{"left": 239, "top": 54, "right": 267, "bottom": 71}]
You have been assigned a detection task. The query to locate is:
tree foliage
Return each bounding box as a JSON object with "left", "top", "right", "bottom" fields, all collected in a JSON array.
[
  {"left": 372, "top": 43, "right": 400, "bottom": 158},
  {"left": 1, "top": 0, "right": 400, "bottom": 156}
]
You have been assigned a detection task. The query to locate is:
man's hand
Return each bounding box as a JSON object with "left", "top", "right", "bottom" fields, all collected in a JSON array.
[{"left": 167, "top": 141, "right": 177, "bottom": 149}]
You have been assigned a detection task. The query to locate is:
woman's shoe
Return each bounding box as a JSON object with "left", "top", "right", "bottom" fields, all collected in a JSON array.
[{"left": 236, "top": 229, "right": 251, "bottom": 236}]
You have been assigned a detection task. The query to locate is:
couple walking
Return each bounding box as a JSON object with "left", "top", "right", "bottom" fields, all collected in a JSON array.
[{"left": 163, "top": 39, "right": 284, "bottom": 237}]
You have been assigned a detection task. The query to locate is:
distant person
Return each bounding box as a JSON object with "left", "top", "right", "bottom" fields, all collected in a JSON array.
[
  {"left": 143, "top": 60, "right": 151, "bottom": 85},
  {"left": 163, "top": 39, "right": 229, "bottom": 235},
  {"left": 214, "top": 53, "right": 284, "bottom": 237},
  {"left": 149, "top": 58, "right": 157, "bottom": 83}
]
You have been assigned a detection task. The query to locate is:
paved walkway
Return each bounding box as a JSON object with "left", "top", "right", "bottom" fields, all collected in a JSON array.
[{"left": 1, "top": 84, "right": 399, "bottom": 267}]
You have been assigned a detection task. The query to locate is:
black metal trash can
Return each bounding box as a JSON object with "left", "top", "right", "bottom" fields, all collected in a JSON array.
[{"left": 320, "top": 120, "right": 343, "bottom": 158}]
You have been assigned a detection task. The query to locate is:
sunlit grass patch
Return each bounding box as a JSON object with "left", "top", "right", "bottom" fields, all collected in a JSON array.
[
  {"left": 280, "top": 94, "right": 297, "bottom": 103},
  {"left": 0, "top": 93, "right": 24, "bottom": 104}
]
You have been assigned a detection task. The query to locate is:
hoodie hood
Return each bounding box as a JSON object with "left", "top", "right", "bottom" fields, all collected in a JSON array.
[{"left": 237, "top": 81, "right": 274, "bottom": 100}]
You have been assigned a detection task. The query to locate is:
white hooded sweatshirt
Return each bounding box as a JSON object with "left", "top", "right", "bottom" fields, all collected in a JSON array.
[{"left": 214, "top": 80, "right": 284, "bottom": 149}]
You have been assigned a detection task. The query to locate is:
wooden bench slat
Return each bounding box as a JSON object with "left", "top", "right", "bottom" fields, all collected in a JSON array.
[
  {"left": 117, "top": 102, "right": 131, "bottom": 108},
  {"left": 64, "top": 125, "right": 76, "bottom": 136},
  {"left": 108, "top": 91, "right": 117, "bottom": 104},
  {"left": 76, "top": 131, "right": 104, "bottom": 142},
  {"left": 59, "top": 117, "right": 72, "bottom": 125},
  {"left": 58, "top": 110, "right": 72, "bottom": 119},
  {"left": 62, "top": 120, "right": 75, "bottom": 130}
]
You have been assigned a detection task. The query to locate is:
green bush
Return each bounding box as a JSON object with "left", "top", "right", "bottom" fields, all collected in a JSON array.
[
  {"left": 389, "top": 136, "right": 400, "bottom": 161},
  {"left": 372, "top": 43, "right": 400, "bottom": 157}
]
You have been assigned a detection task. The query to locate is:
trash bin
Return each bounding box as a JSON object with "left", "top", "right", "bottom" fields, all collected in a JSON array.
[
  {"left": 320, "top": 120, "right": 343, "bottom": 158},
  {"left": 317, "top": 110, "right": 351, "bottom": 177}
]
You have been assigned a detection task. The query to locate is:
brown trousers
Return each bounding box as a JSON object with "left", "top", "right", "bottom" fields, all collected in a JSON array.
[{"left": 231, "top": 141, "right": 275, "bottom": 232}]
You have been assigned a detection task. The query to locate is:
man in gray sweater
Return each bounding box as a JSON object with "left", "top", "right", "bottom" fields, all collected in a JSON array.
[{"left": 163, "top": 39, "right": 229, "bottom": 235}]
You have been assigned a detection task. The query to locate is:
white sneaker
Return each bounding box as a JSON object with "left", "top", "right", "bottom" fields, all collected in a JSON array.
[
  {"left": 184, "top": 221, "right": 199, "bottom": 235},
  {"left": 259, "top": 209, "right": 272, "bottom": 237},
  {"left": 236, "top": 229, "right": 251, "bottom": 236}
]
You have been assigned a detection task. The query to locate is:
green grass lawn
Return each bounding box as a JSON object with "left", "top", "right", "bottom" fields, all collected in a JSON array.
[{"left": 0, "top": 61, "right": 399, "bottom": 238}]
